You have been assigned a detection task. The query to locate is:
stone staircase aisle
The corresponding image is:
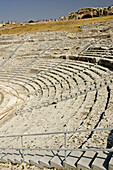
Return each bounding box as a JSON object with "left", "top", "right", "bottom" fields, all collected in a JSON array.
[{"left": 0, "top": 149, "right": 113, "bottom": 169}]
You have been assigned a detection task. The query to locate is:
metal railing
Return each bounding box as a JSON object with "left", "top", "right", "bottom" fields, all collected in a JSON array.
[
  {"left": 78, "top": 39, "right": 100, "bottom": 54},
  {"left": 0, "top": 127, "right": 113, "bottom": 163},
  {"left": 8, "top": 41, "right": 60, "bottom": 82},
  {"left": 0, "top": 42, "right": 24, "bottom": 68}
]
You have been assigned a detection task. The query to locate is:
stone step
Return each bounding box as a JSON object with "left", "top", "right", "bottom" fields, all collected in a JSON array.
[
  {"left": 7, "top": 153, "right": 22, "bottom": 164},
  {"left": 50, "top": 151, "right": 70, "bottom": 169},
  {"left": 92, "top": 151, "right": 111, "bottom": 170},
  {"left": 77, "top": 151, "right": 97, "bottom": 170},
  {"left": 0, "top": 150, "right": 22, "bottom": 164},
  {"left": 109, "top": 153, "right": 113, "bottom": 170},
  {"left": 23, "top": 150, "right": 46, "bottom": 168},
  {"left": 0, "top": 151, "right": 9, "bottom": 163},
  {"left": 39, "top": 150, "right": 56, "bottom": 168},
  {"left": 63, "top": 151, "right": 84, "bottom": 169}
]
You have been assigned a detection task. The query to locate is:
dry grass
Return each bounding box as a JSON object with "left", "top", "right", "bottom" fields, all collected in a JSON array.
[{"left": 0, "top": 15, "right": 113, "bottom": 34}]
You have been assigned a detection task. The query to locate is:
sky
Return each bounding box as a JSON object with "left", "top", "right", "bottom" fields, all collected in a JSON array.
[{"left": 0, "top": 0, "right": 113, "bottom": 22}]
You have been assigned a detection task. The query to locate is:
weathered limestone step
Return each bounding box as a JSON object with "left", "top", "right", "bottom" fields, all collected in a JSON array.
[
  {"left": 7, "top": 151, "right": 22, "bottom": 164},
  {"left": 0, "top": 150, "right": 22, "bottom": 164},
  {"left": 92, "top": 151, "right": 111, "bottom": 170},
  {"left": 50, "top": 151, "right": 70, "bottom": 169},
  {"left": 109, "top": 153, "right": 113, "bottom": 170},
  {"left": 29, "top": 150, "right": 47, "bottom": 168},
  {"left": 77, "top": 151, "right": 96, "bottom": 170},
  {"left": 39, "top": 150, "right": 56, "bottom": 168},
  {"left": 23, "top": 150, "right": 46, "bottom": 167},
  {"left": 63, "top": 151, "right": 84, "bottom": 169},
  {"left": 0, "top": 151, "right": 8, "bottom": 163}
]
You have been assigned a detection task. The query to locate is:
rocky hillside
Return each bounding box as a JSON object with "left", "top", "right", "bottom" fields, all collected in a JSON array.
[{"left": 59, "top": 5, "right": 113, "bottom": 21}]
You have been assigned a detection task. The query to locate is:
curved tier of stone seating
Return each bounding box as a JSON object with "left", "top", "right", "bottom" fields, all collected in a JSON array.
[
  {"left": 0, "top": 62, "right": 111, "bottom": 107},
  {"left": 0, "top": 58, "right": 111, "bottom": 143},
  {"left": 0, "top": 32, "right": 113, "bottom": 169},
  {"left": 0, "top": 55, "right": 111, "bottom": 118},
  {"left": 6, "top": 60, "right": 103, "bottom": 110},
  {"left": 80, "top": 38, "right": 113, "bottom": 59}
]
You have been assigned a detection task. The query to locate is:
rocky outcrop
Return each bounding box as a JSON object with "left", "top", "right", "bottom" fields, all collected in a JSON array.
[{"left": 59, "top": 5, "right": 113, "bottom": 21}]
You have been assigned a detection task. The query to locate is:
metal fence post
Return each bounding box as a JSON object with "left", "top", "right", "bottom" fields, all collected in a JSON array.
[
  {"left": 64, "top": 132, "right": 67, "bottom": 169},
  {"left": 21, "top": 136, "right": 24, "bottom": 159}
]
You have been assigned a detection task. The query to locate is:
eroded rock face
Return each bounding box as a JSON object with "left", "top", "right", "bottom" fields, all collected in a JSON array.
[{"left": 59, "top": 5, "right": 113, "bottom": 21}]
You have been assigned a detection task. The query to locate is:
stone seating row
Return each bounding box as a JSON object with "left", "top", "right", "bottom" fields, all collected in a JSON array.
[
  {"left": 0, "top": 56, "right": 111, "bottom": 115},
  {"left": 0, "top": 55, "right": 111, "bottom": 94}
]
